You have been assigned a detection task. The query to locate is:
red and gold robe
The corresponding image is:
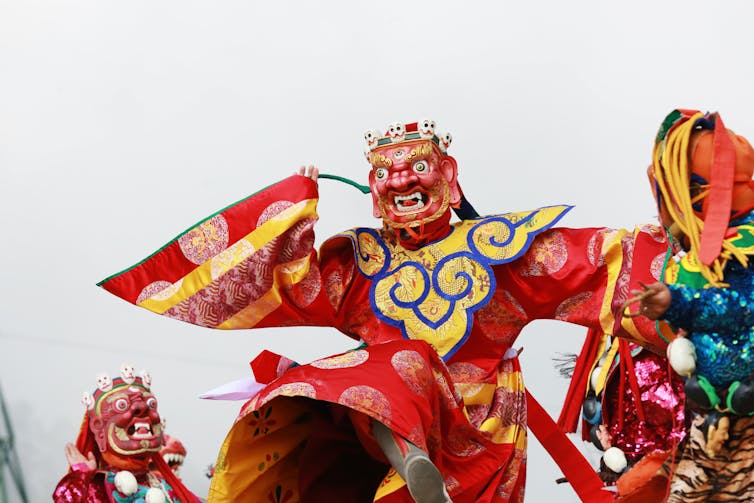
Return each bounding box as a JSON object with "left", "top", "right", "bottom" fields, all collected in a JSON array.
[{"left": 100, "top": 175, "right": 672, "bottom": 502}]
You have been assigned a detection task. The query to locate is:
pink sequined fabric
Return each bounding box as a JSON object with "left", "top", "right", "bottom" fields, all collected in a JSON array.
[{"left": 604, "top": 350, "right": 686, "bottom": 461}]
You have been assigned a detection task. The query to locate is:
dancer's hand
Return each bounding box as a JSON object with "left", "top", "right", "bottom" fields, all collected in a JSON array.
[
  {"left": 633, "top": 281, "right": 671, "bottom": 320},
  {"left": 65, "top": 442, "right": 96, "bottom": 471},
  {"left": 298, "top": 165, "right": 319, "bottom": 181}
]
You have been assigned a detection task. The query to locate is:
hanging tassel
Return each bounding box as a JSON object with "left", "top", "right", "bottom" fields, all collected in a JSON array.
[
  {"left": 557, "top": 328, "right": 605, "bottom": 433},
  {"left": 618, "top": 340, "right": 646, "bottom": 423}
]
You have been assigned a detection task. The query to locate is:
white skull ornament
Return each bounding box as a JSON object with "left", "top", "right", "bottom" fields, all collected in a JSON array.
[
  {"left": 120, "top": 363, "right": 136, "bottom": 384},
  {"left": 96, "top": 373, "right": 113, "bottom": 392}
]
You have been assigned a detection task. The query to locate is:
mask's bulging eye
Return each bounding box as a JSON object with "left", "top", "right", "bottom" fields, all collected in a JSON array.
[
  {"left": 374, "top": 168, "right": 388, "bottom": 180},
  {"left": 114, "top": 398, "right": 129, "bottom": 412},
  {"left": 413, "top": 161, "right": 428, "bottom": 173},
  {"left": 146, "top": 397, "right": 157, "bottom": 410}
]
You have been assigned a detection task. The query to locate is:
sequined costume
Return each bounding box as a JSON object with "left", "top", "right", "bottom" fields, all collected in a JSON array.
[
  {"left": 53, "top": 368, "right": 202, "bottom": 503},
  {"left": 640, "top": 109, "right": 754, "bottom": 500},
  {"left": 557, "top": 331, "right": 685, "bottom": 500},
  {"left": 55, "top": 467, "right": 184, "bottom": 503},
  {"left": 663, "top": 211, "right": 754, "bottom": 387},
  {"left": 99, "top": 120, "right": 671, "bottom": 502},
  {"left": 603, "top": 347, "right": 685, "bottom": 462}
]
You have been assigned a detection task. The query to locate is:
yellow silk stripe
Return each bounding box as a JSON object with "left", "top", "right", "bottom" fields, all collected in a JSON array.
[
  {"left": 593, "top": 338, "right": 620, "bottom": 396},
  {"left": 620, "top": 229, "right": 674, "bottom": 346},
  {"left": 598, "top": 229, "right": 628, "bottom": 336},
  {"left": 479, "top": 366, "right": 526, "bottom": 447},
  {"left": 373, "top": 469, "right": 407, "bottom": 501},
  {"left": 576, "top": 229, "right": 628, "bottom": 399},
  {"left": 585, "top": 228, "right": 644, "bottom": 396},
  {"left": 584, "top": 333, "right": 609, "bottom": 397},
  {"left": 479, "top": 419, "right": 527, "bottom": 449},
  {"left": 217, "top": 255, "right": 312, "bottom": 329},
  {"left": 138, "top": 198, "right": 318, "bottom": 314},
  {"left": 375, "top": 366, "right": 527, "bottom": 500},
  {"left": 456, "top": 383, "right": 496, "bottom": 406}
]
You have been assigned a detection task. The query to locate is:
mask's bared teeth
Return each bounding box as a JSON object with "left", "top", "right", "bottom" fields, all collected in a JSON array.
[{"left": 394, "top": 192, "right": 425, "bottom": 212}]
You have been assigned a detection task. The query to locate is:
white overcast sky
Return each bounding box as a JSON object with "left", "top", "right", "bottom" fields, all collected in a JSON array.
[{"left": 3, "top": 1, "right": 754, "bottom": 501}]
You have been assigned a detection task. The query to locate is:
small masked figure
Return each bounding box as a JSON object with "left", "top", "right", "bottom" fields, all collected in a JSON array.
[{"left": 53, "top": 367, "right": 202, "bottom": 503}]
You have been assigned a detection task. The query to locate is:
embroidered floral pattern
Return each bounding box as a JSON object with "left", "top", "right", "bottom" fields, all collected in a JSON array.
[
  {"left": 433, "top": 369, "right": 462, "bottom": 408},
  {"left": 554, "top": 291, "right": 596, "bottom": 320},
  {"left": 587, "top": 229, "right": 613, "bottom": 267},
  {"left": 211, "top": 239, "right": 255, "bottom": 280},
  {"left": 445, "top": 425, "right": 485, "bottom": 457},
  {"left": 496, "top": 447, "right": 525, "bottom": 500},
  {"left": 284, "top": 263, "right": 321, "bottom": 308},
  {"left": 447, "top": 361, "right": 488, "bottom": 383},
  {"left": 392, "top": 350, "right": 433, "bottom": 395},
  {"left": 338, "top": 385, "right": 391, "bottom": 420},
  {"left": 310, "top": 350, "right": 369, "bottom": 369},
  {"left": 324, "top": 268, "right": 345, "bottom": 310},
  {"left": 137, "top": 279, "right": 181, "bottom": 304},
  {"left": 248, "top": 406, "right": 277, "bottom": 436},
  {"left": 257, "top": 201, "right": 294, "bottom": 226},
  {"left": 179, "top": 214, "right": 229, "bottom": 264},
  {"left": 476, "top": 291, "right": 527, "bottom": 345},
  {"left": 263, "top": 382, "right": 317, "bottom": 402},
  {"left": 266, "top": 484, "right": 294, "bottom": 503},
  {"left": 520, "top": 229, "right": 567, "bottom": 276},
  {"left": 257, "top": 451, "right": 280, "bottom": 472},
  {"left": 163, "top": 217, "right": 316, "bottom": 328},
  {"left": 651, "top": 252, "right": 665, "bottom": 280}
]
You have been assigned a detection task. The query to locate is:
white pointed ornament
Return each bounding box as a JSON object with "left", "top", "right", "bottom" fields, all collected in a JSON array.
[
  {"left": 603, "top": 447, "right": 628, "bottom": 473},
  {"left": 96, "top": 373, "right": 113, "bottom": 392},
  {"left": 120, "top": 363, "right": 136, "bottom": 384},
  {"left": 667, "top": 337, "right": 696, "bottom": 377},
  {"left": 114, "top": 470, "right": 138, "bottom": 496},
  {"left": 590, "top": 366, "right": 603, "bottom": 391},
  {"left": 81, "top": 392, "right": 94, "bottom": 410},
  {"left": 364, "top": 129, "right": 380, "bottom": 151},
  {"left": 141, "top": 370, "right": 152, "bottom": 389},
  {"left": 387, "top": 122, "right": 405, "bottom": 142},
  {"left": 418, "top": 119, "right": 436, "bottom": 139},
  {"left": 145, "top": 488, "right": 167, "bottom": 503},
  {"left": 439, "top": 132, "right": 452, "bottom": 153}
]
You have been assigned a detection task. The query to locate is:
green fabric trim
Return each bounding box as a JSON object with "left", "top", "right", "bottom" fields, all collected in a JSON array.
[
  {"left": 318, "top": 173, "right": 370, "bottom": 194},
  {"left": 655, "top": 230, "right": 677, "bottom": 344},
  {"left": 676, "top": 260, "right": 709, "bottom": 289},
  {"left": 727, "top": 380, "right": 742, "bottom": 413},
  {"left": 96, "top": 180, "right": 279, "bottom": 286},
  {"left": 655, "top": 109, "right": 683, "bottom": 144},
  {"left": 98, "top": 173, "right": 365, "bottom": 287},
  {"left": 697, "top": 375, "right": 721, "bottom": 408}
]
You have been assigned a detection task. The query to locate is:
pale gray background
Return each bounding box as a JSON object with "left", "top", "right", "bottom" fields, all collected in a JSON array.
[{"left": 3, "top": 1, "right": 754, "bottom": 501}]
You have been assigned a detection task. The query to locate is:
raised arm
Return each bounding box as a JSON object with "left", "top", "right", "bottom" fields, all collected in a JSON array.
[
  {"left": 500, "top": 224, "right": 672, "bottom": 352},
  {"left": 98, "top": 171, "right": 353, "bottom": 333}
]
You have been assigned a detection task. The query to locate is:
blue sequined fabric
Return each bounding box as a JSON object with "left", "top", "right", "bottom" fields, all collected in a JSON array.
[{"left": 664, "top": 213, "right": 754, "bottom": 388}]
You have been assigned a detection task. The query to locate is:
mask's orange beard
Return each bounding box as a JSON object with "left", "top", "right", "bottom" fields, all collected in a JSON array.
[
  {"left": 377, "top": 181, "right": 451, "bottom": 231},
  {"left": 101, "top": 448, "right": 152, "bottom": 472}
]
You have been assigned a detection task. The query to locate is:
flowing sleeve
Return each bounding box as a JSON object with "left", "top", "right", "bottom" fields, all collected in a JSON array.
[
  {"left": 98, "top": 175, "right": 350, "bottom": 331},
  {"left": 500, "top": 224, "right": 674, "bottom": 354}
]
